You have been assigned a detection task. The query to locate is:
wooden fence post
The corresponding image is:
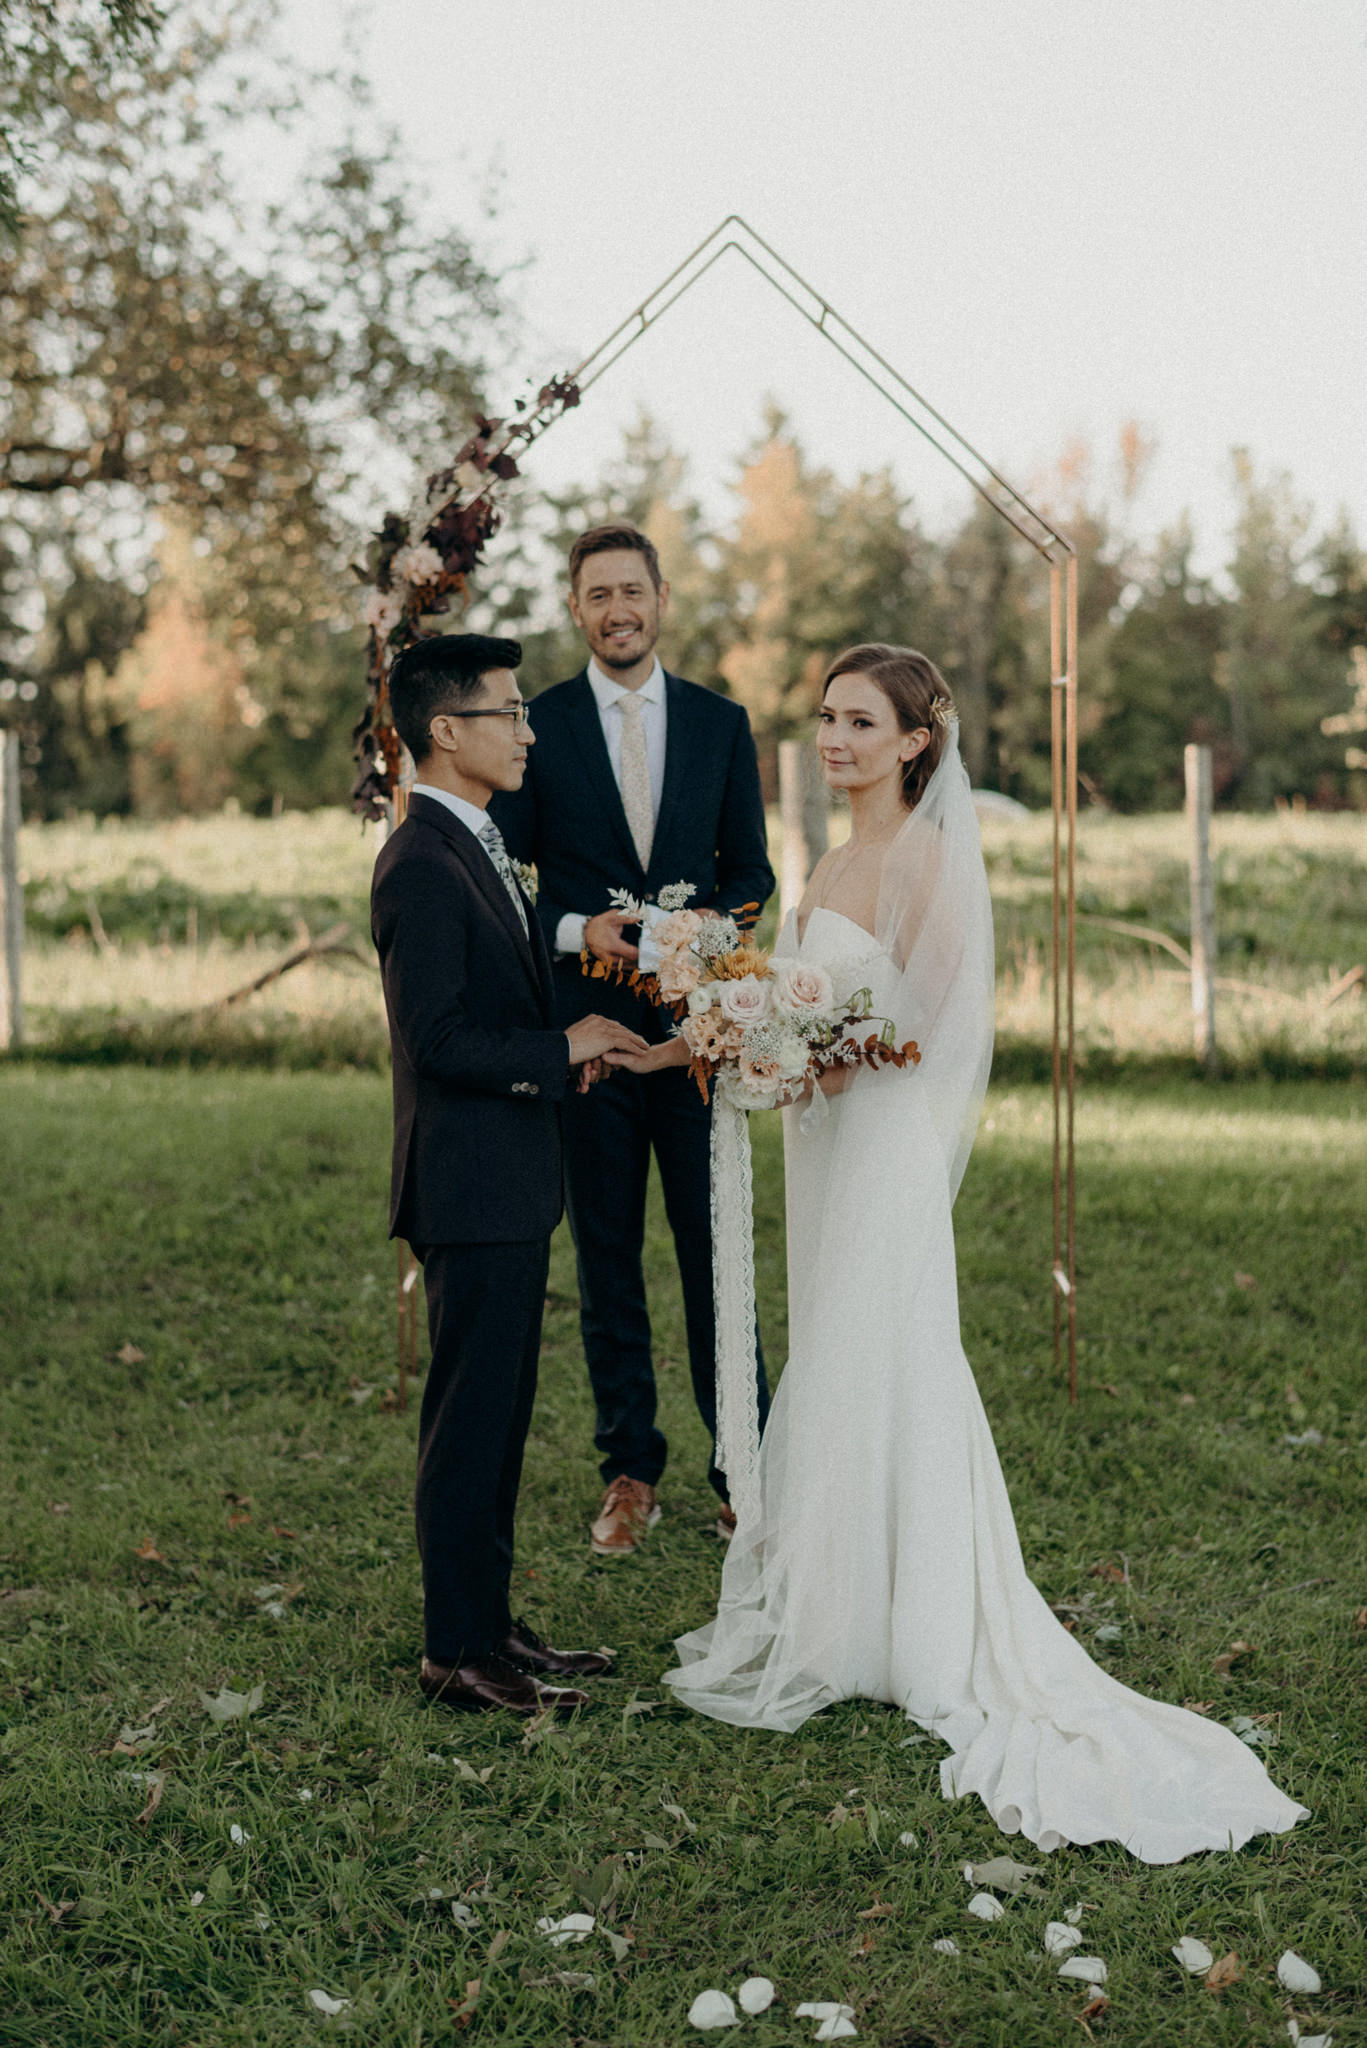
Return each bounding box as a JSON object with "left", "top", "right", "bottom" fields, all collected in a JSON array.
[
  {"left": 1185, "top": 742, "right": 1217, "bottom": 1071},
  {"left": 1, "top": 730, "right": 24, "bottom": 1052}
]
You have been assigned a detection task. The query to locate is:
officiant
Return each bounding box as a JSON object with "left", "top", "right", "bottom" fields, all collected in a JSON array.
[{"left": 492, "top": 524, "right": 775, "bottom": 1557}]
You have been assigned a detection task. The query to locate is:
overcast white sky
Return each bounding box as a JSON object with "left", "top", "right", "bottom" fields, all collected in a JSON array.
[{"left": 297, "top": 0, "right": 1367, "bottom": 566}]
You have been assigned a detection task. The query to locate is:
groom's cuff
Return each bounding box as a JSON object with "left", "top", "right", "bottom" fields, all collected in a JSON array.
[{"left": 556, "top": 911, "right": 588, "bottom": 957}]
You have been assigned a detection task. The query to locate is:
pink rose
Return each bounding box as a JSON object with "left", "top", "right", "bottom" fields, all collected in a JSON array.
[
  {"left": 773, "top": 960, "right": 835, "bottom": 1022},
  {"left": 716, "top": 976, "right": 772, "bottom": 1027}
]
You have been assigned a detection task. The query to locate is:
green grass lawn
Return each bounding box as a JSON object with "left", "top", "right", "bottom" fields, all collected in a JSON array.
[{"left": 1, "top": 1066, "right": 1364, "bottom": 2045}]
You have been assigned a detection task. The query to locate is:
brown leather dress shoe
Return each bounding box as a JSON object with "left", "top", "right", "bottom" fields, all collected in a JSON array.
[
  {"left": 500, "top": 1617, "right": 614, "bottom": 1679},
  {"left": 418, "top": 1654, "right": 590, "bottom": 1716},
  {"left": 590, "top": 1476, "right": 662, "bottom": 1558},
  {"left": 716, "top": 1503, "right": 737, "bottom": 1541}
]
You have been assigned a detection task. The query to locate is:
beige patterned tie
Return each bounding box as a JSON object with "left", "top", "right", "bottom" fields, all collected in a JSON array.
[{"left": 618, "top": 691, "right": 654, "bottom": 868}]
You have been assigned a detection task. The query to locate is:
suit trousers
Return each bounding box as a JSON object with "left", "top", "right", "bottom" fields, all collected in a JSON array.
[
  {"left": 413, "top": 1236, "right": 550, "bottom": 1665},
  {"left": 562, "top": 1064, "right": 770, "bottom": 1500}
]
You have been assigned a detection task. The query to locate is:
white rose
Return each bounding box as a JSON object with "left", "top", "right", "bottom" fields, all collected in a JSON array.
[
  {"left": 686, "top": 984, "right": 718, "bottom": 1014},
  {"left": 717, "top": 976, "right": 772, "bottom": 1027}
]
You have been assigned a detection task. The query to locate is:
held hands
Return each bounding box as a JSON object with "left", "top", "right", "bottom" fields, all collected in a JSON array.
[
  {"left": 604, "top": 1036, "right": 692, "bottom": 1077},
  {"left": 565, "top": 1015, "right": 650, "bottom": 1090}
]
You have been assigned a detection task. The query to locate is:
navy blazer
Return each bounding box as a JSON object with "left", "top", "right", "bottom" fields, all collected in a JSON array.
[
  {"left": 490, "top": 670, "right": 775, "bottom": 1036},
  {"left": 370, "top": 792, "right": 570, "bottom": 1246}
]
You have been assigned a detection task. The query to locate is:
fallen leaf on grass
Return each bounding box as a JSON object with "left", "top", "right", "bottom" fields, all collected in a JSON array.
[
  {"left": 36, "top": 1893, "right": 75, "bottom": 1925},
  {"left": 1078, "top": 1992, "right": 1110, "bottom": 2021},
  {"left": 1276, "top": 1950, "right": 1322, "bottom": 1994},
  {"left": 307, "top": 1990, "right": 350, "bottom": 2016},
  {"left": 522, "top": 1967, "right": 596, "bottom": 1990},
  {"left": 116, "top": 1343, "right": 146, "bottom": 1365},
  {"left": 963, "top": 1855, "right": 1045, "bottom": 1896},
  {"left": 1354, "top": 1608, "right": 1367, "bottom": 1631},
  {"left": 621, "top": 1697, "right": 658, "bottom": 1718},
  {"left": 1212, "top": 1640, "right": 1254, "bottom": 1677},
  {"left": 134, "top": 1774, "right": 165, "bottom": 1826},
  {"left": 1182, "top": 1699, "right": 1214, "bottom": 1715},
  {"left": 133, "top": 1541, "right": 166, "bottom": 1562},
  {"left": 1234, "top": 1273, "right": 1257, "bottom": 1290},
  {"left": 270, "top": 1525, "right": 297, "bottom": 1539},
  {"left": 1178, "top": 1392, "right": 1198, "bottom": 1406},
  {"left": 1088, "top": 1561, "right": 1127, "bottom": 1583},
  {"left": 448, "top": 1977, "right": 480, "bottom": 2026},
  {"left": 850, "top": 1933, "right": 876, "bottom": 1958},
  {"left": 1171, "top": 1936, "right": 1214, "bottom": 1973},
  {"left": 661, "top": 1800, "right": 697, "bottom": 1832},
  {"left": 687, "top": 1988, "right": 739, "bottom": 2028},
  {"left": 199, "top": 1683, "right": 264, "bottom": 1722},
  {"left": 738, "top": 1977, "right": 774, "bottom": 2014},
  {"left": 1205, "top": 1952, "right": 1243, "bottom": 1990},
  {"left": 1230, "top": 1714, "right": 1278, "bottom": 1750},
  {"left": 450, "top": 1900, "right": 481, "bottom": 1930},
  {"left": 486, "top": 1929, "right": 510, "bottom": 1964},
  {"left": 858, "top": 1901, "right": 894, "bottom": 1919},
  {"left": 1045, "top": 1922, "right": 1086, "bottom": 1956},
  {"left": 226, "top": 1512, "right": 251, "bottom": 1531},
  {"left": 603, "top": 1928, "right": 632, "bottom": 1963},
  {"left": 48, "top": 1501, "right": 71, "bottom": 1515},
  {"left": 452, "top": 1757, "right": 496, "bottom": 1784}
]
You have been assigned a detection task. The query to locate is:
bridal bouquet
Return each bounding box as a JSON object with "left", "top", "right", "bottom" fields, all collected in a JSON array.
[{"left": 583, "top": 882, "right": 920, "bottom": 1109}]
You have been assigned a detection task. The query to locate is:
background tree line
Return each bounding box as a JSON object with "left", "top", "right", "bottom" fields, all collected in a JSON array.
[{"left": 3, "top": 4, "right": 1364, "bottom": 820}]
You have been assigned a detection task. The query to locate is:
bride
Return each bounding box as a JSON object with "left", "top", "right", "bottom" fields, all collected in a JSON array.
[{"left": 611, "top": 643, "right": 1307, "bottom": 1865}]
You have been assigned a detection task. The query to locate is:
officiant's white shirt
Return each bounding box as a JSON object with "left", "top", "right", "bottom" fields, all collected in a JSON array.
[{"left": 554, "top": 656, "right": 667, "bottom": 957}]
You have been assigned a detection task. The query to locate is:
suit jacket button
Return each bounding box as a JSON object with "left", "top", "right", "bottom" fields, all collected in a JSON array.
[{"left": 527, "top": 1084, "right": 539, "bottom": 1096}]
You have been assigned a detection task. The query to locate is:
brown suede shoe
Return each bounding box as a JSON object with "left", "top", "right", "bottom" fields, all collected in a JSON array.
[
  {"left": 590, "top": 1476, "right": 661, "bottom": 1558},
  {"left": 716, "top": 1503, "right": 737, "bottom": 1541},
  {"left": 500, "top": 1617, "right": 614, "bottom": 1679},
  {"left": 419, "top": 1654, "right": 590, "bottom": 1716}
]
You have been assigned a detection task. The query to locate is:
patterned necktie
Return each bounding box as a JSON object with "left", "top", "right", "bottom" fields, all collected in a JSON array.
[
  {"left": 478, "top": 820, "right": 529, "bottom": 936},
  {"left": 618, "top": 691, "right": 654, "bottom": 868}
]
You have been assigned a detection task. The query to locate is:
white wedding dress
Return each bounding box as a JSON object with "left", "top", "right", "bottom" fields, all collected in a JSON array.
[{"left": 665, "top": 738, "right": 1307, "bottom": 1865}]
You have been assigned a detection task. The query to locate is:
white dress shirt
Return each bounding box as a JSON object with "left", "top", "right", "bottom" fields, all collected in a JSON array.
[
  {"left": 555, "top": 657, "right": 668, "bottom": 957},
  {"left": 411, "top": 781, "right": 491, "bottom": 843}
]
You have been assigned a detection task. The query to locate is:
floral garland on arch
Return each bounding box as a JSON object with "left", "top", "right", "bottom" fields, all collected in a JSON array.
[{"left": 350, "top": 377, "right": 581, "bottom": 819}]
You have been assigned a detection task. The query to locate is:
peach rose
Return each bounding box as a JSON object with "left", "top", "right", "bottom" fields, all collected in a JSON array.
[
  {"left": 652, "top": 907, "right": 704, "bottom": 956},
  {"left": 682, "top": 1011, "right": 730, "bottom": 1061},
  {"left": 657, "top": 953, "right": 702, "bottom": 1001}
]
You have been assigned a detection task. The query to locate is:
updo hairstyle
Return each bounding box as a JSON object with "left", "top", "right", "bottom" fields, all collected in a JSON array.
[{"left": 822, "top": 643, "right": 955, "bottom": 811}]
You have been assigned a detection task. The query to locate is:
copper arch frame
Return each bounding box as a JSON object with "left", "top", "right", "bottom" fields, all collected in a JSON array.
[{"left": 411, "top": 214, "right": 1081, "bottom": 1397}]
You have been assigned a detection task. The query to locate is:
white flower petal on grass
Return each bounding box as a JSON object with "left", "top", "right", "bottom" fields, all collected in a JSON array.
[
  {"left": 307, "top": 1990, "right": 350, "bottom": 2016},
  {"left": 189, "top": 1891, "right": 205, "bottom": 1907},
  {"left": 1064, "top": 1902, "right": 1086, "bottom": 1926},
  {"left": 687, "top": 1988, "right": 739, "bottom": 2028},
  {"left": 737, "top": 1978, "right": 775, "bottom": 2014},
  {"left": 297, "top": 1788, "right": 314, "bottom": 1802},
  {"left": 967, "top": 1893, "right": 1005, "bottom": 1921},
  {"left": 254, "top": 1911, "right": 270, "bottom": 1931},
  {"left": 1277, "top": 1951, "right": 1323, "bottom": 1995},
  {"left": 797, "top": 2003, "right": 856, "bottom": 2021},
  {"left": 1172, "top": 1936, "right": 1214, "bottom": 1974},
  {"left": 1058, "top": 1956, "right": 1108, "bottom": 1986},
  {"left": 898, "top": 1831, "right": 919, "bottom": 1847},
  {"left": 815, "top": 2021, "right": 858, "bottom": 2042},
  {"left": 229, "top": 1824, "right": 251, "bottom": 1846},
  {"left": 1045, "top": 1922, "right": 1086, "bottom": 1956},
  {"left": 199, "top": 1683, "right": 264, "bottom": 1723},
  {"left": 1288, "top": 2027, "right": 1334, "bottom": 2048},
  {"left": 931, "top": 1938, "right": 959, "bottom": 1955},
  {"left": 537, "top": 1912, "right": 595, "bottom": 1948}
]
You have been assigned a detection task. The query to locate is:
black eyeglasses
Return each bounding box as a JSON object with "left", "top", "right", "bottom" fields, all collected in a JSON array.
[{"left": 444, "top": 707, "right": 532, "bottom": 734}]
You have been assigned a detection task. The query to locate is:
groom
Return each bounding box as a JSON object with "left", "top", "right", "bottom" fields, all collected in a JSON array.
[
  {"left": 492, "top": 524, "right": 775, "bottom": 1555},
  {"left": 371, "top": 632, "right": 648, "bottom": 1715}
]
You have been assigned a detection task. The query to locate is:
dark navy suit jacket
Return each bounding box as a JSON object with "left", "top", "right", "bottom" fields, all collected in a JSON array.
[
  {"left": 490, "top": 670, "right": 775, "bottom": 1038},
  {"left": 370, "top": 792, "right": 570, "bottom": 1246}
]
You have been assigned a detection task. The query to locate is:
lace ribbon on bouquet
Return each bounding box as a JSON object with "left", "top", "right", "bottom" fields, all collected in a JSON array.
[{"left": 709, "top": 1080, "right": 762, "bottom": 1522}]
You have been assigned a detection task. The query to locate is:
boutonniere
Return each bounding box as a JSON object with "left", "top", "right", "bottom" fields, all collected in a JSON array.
[{"left": 512, "top": 860, "right": 538, "bottom": 903}]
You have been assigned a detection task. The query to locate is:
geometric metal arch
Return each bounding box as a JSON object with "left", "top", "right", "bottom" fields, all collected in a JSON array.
[{"left": 436, "top": 215, "right": 1081, "bottom": 1395}]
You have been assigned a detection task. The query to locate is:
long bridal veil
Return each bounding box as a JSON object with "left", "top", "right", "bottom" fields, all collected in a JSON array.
[{"left": 871, "top": 718, "right": 994, "bottom": 1202}]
